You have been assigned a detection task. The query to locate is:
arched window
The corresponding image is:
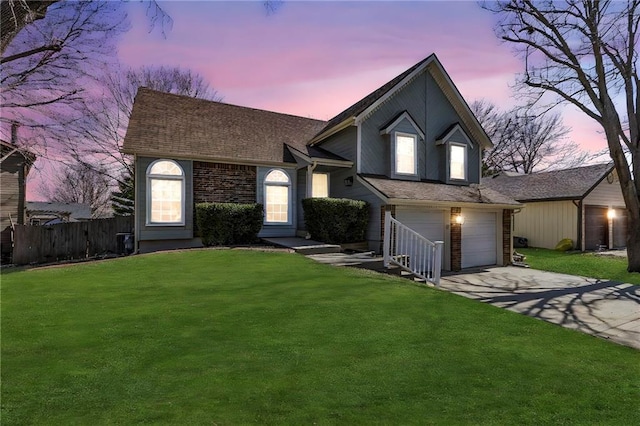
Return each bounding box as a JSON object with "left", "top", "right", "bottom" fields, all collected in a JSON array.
[
  {"left": 146, "top": 159, "right": 185, "bottom": 225},
  {"left": 264, "top": 169, "right": 290, "bottom": 224}
]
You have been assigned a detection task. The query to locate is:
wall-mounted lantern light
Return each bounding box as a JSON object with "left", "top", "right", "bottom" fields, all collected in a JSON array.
[
  {"left": 607, "top": 208, "right": 616, "bottom": 219},
  {"left": 344, "top": 176, "right": 354, "bottom": 187},
  {"left": 453, "top": 214, "right": 465, "bottom": 225}
]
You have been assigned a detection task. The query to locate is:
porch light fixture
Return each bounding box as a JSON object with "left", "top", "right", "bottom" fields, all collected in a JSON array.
[
  {"left": 607, "top": 208, "right": 616, "bottom": 219},
  {"left": 453, "top": 214, "right": 465, "bottom": 225},
  {"left": 344, "top": 176, "right": 354, "bottom": 187}
]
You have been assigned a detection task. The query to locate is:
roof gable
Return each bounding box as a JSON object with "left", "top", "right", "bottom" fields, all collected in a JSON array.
[
  {"left": 482, "top": 163, "right": 614, "bottom": 201},
  {"left": 0, "top": 139, "right": 36, "bottom": 164},
  {"left": 310, "top": 54, "right": 492, "bottom": 149},
  {"left": 379, "top": 111, "right": 425, "bottom": 139},
  {"left": 122, "top": 88, "right": 327, "bottom": 165},
  {"left": 435, "top": 123, "right": 473, "bottom": 148}
]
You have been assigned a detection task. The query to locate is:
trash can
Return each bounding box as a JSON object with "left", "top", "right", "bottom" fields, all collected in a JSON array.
[
  {"left": 116, "top": 232, "right": 134, "bottom": 255},
  {"left": 513, "top": 236, "right": 528, "bottom": 248}
]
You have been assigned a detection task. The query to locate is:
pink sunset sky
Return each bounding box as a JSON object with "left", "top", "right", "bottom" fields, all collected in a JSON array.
[{"left": 118, "top": 0, "right": 606, "bottom": 152}]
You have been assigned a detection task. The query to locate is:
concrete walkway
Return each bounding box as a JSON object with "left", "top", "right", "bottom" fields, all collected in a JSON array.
[{"left": 439, "top": 267, "right": 640, "bottom": 350}]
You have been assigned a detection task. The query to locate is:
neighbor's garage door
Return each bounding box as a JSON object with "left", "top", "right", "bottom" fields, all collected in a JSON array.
[
  {"left": 395, "top": 207, "right": 445, "bottom": 243},
  {"left": 585, "top": 206, "right": 608, "bottom": 250},
  {"left": 461, "top": 211, "right": 497, "bottom": 268}
]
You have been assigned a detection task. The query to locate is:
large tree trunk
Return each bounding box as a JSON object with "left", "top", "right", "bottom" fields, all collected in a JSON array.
[
  {"left": 627, "top": 211, "right": 640, "bottom": 272},
  {"left": 603, "top": 114, "right": 640, "bottom": 271}
]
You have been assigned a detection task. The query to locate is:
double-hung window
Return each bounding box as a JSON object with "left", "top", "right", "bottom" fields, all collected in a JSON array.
[
  {"left": 312, "top": 172, "right": 329, "bottom": 198},
  {"left": 449, "top": 143, "right": 467, "bottom": 181},
  {"left": 264, "top": 169, "right": 291, "bottom": 224},
  {"left": 395, "top": 133, "right": 417, "bottom": 176},
  {"left": 147, "top": 159, "right": 185, "bottom": 225}
]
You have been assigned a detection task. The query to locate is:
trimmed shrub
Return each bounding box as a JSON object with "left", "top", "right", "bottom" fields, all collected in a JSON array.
[
  {"left": 302, "top": 198, "right": 369, "bottom": 244},
  {"left": 555, "top": 238, "right": 574, "bottom": 251},
  {"left": 195, "top": 203, "right": 263, "bottom": 246}
]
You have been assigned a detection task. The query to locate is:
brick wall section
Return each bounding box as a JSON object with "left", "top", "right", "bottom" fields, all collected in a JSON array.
[
  {"left": 503, "top": 209, "right": 512, "bottom": 265},
  {"left": 450, "top": 207, "right": 462, "bottom": 271},
  {"left": 193, "top": 161, "right": 257, "bottom": 204}
]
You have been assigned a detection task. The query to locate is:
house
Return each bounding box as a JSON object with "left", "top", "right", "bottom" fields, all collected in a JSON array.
[
  {"left": 482, "top": 163, "right": 627, "bottom": 251},
  {"left": 26, "top": 201, "right": 93, "bottom": 225},
  {"left": 1, "top": 137, "right": 35, "bottom": 260},
  {"left": 122, "top": 54, "right": 521, "bottom": 271}
]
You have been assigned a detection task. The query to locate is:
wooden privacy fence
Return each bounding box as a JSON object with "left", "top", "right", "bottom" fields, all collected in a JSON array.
[{"left": 12, "top": 216, "right": 134, "bottom": 265}]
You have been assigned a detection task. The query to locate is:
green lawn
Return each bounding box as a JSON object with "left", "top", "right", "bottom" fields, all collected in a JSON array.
[
  {"left": 520, "top": 247, "right": 640, "bottom": 285},
  {"left": 2, "top": 250, "right": 639, "bottom": 424}
]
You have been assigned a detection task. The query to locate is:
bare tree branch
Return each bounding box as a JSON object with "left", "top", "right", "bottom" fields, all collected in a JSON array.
[{"left": 483, "top": 0, "right": 640, "bottom": 270}]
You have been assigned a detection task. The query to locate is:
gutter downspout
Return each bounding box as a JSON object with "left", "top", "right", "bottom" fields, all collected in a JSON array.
[
  {"left": 306, "top": 161, "right": 318, "bottom": 198},
  {"left": 134, "top": 154, "right": 140, "bottom": 253},
  {"left": 572, "top": 199, "right": 583, "bottom": 251}
]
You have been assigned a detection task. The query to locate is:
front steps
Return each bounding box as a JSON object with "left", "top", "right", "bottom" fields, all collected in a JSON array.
[{"left": 261, "top": 237, "right": 341, "bottom": 255}]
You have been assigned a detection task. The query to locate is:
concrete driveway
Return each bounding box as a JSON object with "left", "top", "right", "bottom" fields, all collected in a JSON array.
[{"left": 439, "top": 267, "right": 640, "bottom": 350}]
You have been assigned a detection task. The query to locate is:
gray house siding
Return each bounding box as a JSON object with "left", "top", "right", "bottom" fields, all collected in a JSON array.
[
  {"left": 256, "top": 166, "right": 298, "bottom": 238},
  {"left": 296, "top": 168, "right": 307, "bottom": 232},
  {"left": 319, "top": 127, "right": 357, "bottom": 161},
  {"left": 135, "top": 157, "right": 196, "bottom": 253},
  {"left": 327, "top": 166, "right": 384, "bottom": 251},
  {"left": 359, "top": 71, "right": 481, "bottom": 184}
]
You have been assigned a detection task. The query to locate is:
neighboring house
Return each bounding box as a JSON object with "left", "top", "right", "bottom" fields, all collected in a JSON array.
[
  {"left": 1, "top": 139, "right": 35, "bottom": 260},
  {"left": 26, "top": 202, "right": 92, "bottom": 225},
  {"left": 482, "top": 163, "right": 627, "bottom": 251},
  {"left": 122, "top": 54, "right": 521, "bottom": 271}
]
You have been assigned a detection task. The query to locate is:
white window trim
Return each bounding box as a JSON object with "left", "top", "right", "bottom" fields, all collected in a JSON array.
[
  {"left": 394, "top": 132, "right": 418, "bottom": 177},
  {"left": 146, "top": 159, "right": 186, "bottom": 226},
  {"left": 264, "top": 168, "right": 292, "bottom": 225},
  {"left": 449, "top": 142, "right": 468, "bottom": 182}
]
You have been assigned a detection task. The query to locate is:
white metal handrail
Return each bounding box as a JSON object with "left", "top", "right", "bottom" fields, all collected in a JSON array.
[{"left": 382, "top": 210, "right": 444, "bottom": 285}]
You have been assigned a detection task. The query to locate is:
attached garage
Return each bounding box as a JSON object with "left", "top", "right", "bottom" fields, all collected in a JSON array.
[
  {"left": 461, "top": 210, "right": 497, "bottom": 268},
  {"left": 395, "top": 207, "right": 446, "bottom": 243},
  {"left": 395, "top": 207, "right": 447, "bottom": 269}
]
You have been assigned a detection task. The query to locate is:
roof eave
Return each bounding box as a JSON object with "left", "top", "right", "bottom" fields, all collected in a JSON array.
[
  {"left": 308, "top": 117, "right": 355, "bottom": 146},
  {"left": 386, "top": 198, "right": 522, "bottom": 209},
  {"left": 356, "top": 176, "right": 522, "bottom": 209},
  {"left": 355, "top": 55, "right": 436, "bottom": 125},
  {"left": 287, "top": 146, "right": 353, "bottom": 168},
  {"left": 121, "top": 150, "right": 297, "bottom": 168},
  {"left": 427, "top": 60, "right": 493, "bottom": 150}
]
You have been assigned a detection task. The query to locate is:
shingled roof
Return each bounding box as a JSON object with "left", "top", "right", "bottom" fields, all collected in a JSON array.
[
  {"left": 481, "top": 163, "right": 614, "bottom": 202},
  {"left": 360, "top": 176, "right": 520, "bottom": 207},
  {"left": 122, "top": 88, "right": 327, "bottom": 165}
]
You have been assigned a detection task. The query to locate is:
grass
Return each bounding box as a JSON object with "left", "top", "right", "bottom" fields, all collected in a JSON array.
[
  {"left": 2, "top": 249, "right": 639, "bottom": 424},
  {"left": 519, "top": 247, "right": 640, "bottom": 285}
]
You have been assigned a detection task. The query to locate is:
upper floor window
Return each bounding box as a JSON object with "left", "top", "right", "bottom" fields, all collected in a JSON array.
[
  {"left": 450, "top": 143, "right": 467, "bottom": 181},
  {"left": 395, "top": 133, "right": 417, "bottom": 176},
  {"left": 312, "top": 172, "right": 329, "bottom": 198},
  {"left": 264, "top": 169, "right": 291, "bottom": 224},
  {"left": 147, "top": 159, "right": 185, "bottom": 225}
]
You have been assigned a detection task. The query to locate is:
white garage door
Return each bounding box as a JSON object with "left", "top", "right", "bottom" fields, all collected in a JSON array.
[
  {"left": 462, "top": 211, "right": 497, "bottom": 268},
  {"left": 395, "top": 207, "right": 445, "bottom": 243}
]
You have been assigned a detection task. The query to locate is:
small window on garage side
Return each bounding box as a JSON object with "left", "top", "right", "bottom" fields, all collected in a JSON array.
[
  {"left": 450, "top": 143, "right": 467, "bottom": 181},
  {"left": 265, "top": 169, "right": 291, "bottom": 224},
  {"left": 395, "top": 133, "right": 417, "bottom": 176},
  {"left": 312, "top": 172, "right": 329, "bottom": 198},
  {"left": 147, "top": 159, "right": 185, "bottom": 225}
]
